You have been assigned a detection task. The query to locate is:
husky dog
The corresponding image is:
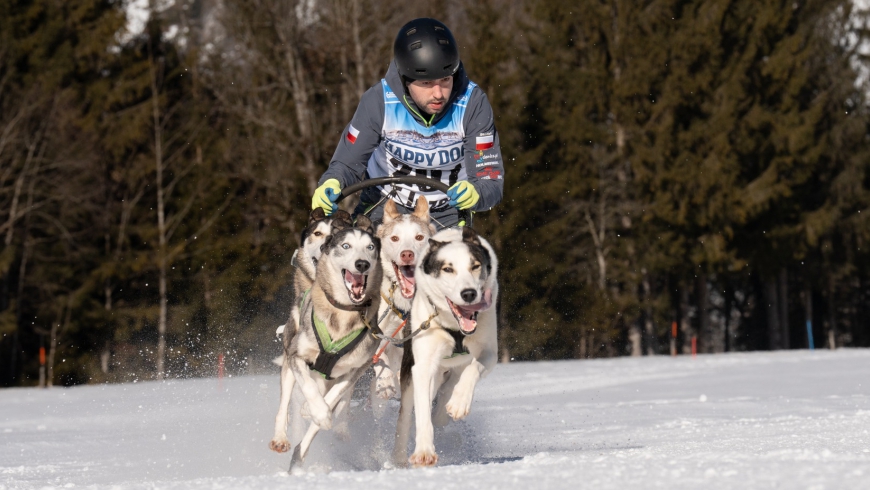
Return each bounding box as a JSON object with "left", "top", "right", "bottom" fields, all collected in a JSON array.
[
  {"left": 372, "top": 197, "right": 436, "bottom": 401},
  {"left": 271, "top": 209, "right": 352, "bottom": 445},
  {"left": 393, "top": 227, "right": 498, "bottom": 467},
  {"left": 270, "top": 216, "right": 382, "bottom": 468}
]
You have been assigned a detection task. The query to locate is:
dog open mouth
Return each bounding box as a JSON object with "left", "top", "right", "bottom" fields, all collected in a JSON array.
[
  {"left": 392, "top": 262, "right": 416, "bottom": 298},
  {"left": 446, "top": 290, "right": 493, "bottom": 335},
  {"left": 343, "top": 269, "right": 368, "bottom": 304}
]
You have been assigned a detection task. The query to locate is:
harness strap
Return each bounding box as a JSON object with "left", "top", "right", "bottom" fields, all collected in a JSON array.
[
  {"left": 444, "top": 328, "right": 470, "bottom": 358},
  {"left": 300, "top": 288, "right": 373, "bottom": 380}
]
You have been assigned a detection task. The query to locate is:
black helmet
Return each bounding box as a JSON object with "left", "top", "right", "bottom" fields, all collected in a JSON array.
[{"left": 393, "top": 18, "right": 460, "bottom": 81}]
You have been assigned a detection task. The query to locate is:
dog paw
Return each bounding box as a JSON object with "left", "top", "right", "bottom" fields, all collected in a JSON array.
[
  {"left": 269, "top": 438, "right": 291, "bottom": 453},
  {"left": 446, "top": 394, "right": 473, "bottom": 421},
  {"left": 308, "top": 402, "right": 333, "bottom": 429},
  {"left": 376, "top": 372, "right": 397, "bottom": 399},
  {"left": 409, "top": 449, "right": 438, "bottom": 467}
]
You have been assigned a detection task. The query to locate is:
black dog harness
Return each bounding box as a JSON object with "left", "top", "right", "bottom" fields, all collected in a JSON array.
[
  {"left": 300, "top": 289, "right": 374, "bottom": 380},
  {"left": 445, "top": 328, "right": 470, "bottom": 358}
]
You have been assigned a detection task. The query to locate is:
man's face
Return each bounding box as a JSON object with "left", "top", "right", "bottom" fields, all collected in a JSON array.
[{"left": 407, "top": 76, "right": 454, "bottom": 115}]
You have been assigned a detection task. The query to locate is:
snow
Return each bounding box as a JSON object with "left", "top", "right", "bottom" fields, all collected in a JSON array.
[{"left": 2, "top": 349, "right": 869, "bottom": 489}]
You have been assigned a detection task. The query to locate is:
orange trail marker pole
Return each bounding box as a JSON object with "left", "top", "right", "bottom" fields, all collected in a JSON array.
[
  {"left": 39, "top": 347, "right": 46, "bottom": 388},
  {"left": 691, "top": 336, "right": 697, "bottom": 358},
  {"left": 670, "top": 321, "right": 677, "bottom": 357}
]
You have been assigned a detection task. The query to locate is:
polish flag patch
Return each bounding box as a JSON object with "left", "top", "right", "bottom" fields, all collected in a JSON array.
[
  {"left": 346, "top": 124, "right": 360, "bottom": 144},
  {"left": 475, "top": 134, "right": 494, "bottom": 151}
]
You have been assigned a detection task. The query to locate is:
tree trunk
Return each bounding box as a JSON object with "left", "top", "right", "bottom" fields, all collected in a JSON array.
[
  {"left": 149, "top": 46, "right": 168, "bottom": 380},
  {"left": 778, "top": 268, "right": 789, "bottom": 349},
  {"left": 723, "top": 283, "right": 733, "bottom": 352},
  {"left": 765, "top": 278, "right": 781, "bottom": 350},
  {"left": 629, "top": 321, "right": 642, "bottom": 357},
  {"left": 642, "top": 269, "right": 655, "bottom": 355},
  {"left": 803, "top": 285, "right": 814, "bottom": 349},
  {"left": 826, "top": 274, "right": 837, "bottom": 349},
  {"left": 680, "top": 287, "right": 693, "bottom": 354},
  {"left": 696, "top": 273, "right": 709, "bottom": 353}
]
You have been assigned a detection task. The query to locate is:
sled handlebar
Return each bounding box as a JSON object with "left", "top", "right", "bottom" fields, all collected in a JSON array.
[{"left": 335, "top": 176, "right": 470, "bottom": 226}]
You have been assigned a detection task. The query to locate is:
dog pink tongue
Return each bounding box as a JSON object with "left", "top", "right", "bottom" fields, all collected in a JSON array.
[
  {"left": 459, "top": 315, "right": 477, "bottom": 333},
  {"left": 399, "top": 272, "right": 415, "bottom": 297},
  {"left": 344, "top": 270, "right": 365, "bottom": 298},
  {"left": 465, "top": 289, "right": 493, "bottom": 312}
]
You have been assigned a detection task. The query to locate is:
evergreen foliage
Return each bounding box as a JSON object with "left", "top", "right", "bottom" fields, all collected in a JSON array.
[{"left": 1, "top": 0, "right": 870, "bottom": 386}]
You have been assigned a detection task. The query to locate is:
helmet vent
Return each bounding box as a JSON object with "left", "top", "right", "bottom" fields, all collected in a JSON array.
[
  {"left": 409, "top": 41, "right": 422, "bottom": 50},
  {"left": 438, "top": 39, "right": 450, "bottom": 45},
  {"left": 434, "top": 26, "right": 445, "bottom": 31},
  {"left": 406, "top": 28, "right": 417, "bottom": 36},
  {"left": 443, "top": 64, "right": 453, "bottom": 70}
]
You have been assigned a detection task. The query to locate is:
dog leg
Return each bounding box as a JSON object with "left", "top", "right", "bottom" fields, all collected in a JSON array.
[
  {"left": 269, "top": 358, "right": 298, "bottom": 452},
  {"left": 409, "top": 359, "right": 441, "bottom": 467},
  {"left": 392, "top": 374, "right": 414, "bottom": 466},
  {"left": 445, "top": 358, "right": 486, "bottom": 421},
  {"left": 289, "top": 356, "right": 332, "bottom": 430},
  {"left": 291, "top": 365, "right": 368, "bottom": 469},
  {"left": 432, "top": 370, "right": 459, "bottom": 428}
]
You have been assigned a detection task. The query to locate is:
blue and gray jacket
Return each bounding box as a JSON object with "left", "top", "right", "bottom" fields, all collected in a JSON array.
[{"left": 319, "top": 61, "right": 504, "bottom": 224}]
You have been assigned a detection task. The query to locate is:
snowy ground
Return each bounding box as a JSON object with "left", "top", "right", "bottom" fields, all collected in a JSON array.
[{"left": 2, "top": 349, "right": 869, "bottom": 489}]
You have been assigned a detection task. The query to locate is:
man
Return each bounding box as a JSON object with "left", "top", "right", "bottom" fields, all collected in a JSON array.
[{"left": 311, "top": 18, "right": 504, "bottom": 229}]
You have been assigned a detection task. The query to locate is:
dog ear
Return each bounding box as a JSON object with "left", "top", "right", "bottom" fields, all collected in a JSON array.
[
  {"left": 428, "top": 238, "right": 446, "bottom": 251},
  {"left": 461, "top": 226, "right": 481, "bottom": 246},
  {"left": 331, "top": 218, "right": 351, "bottom": 232},
  {"left": 309, "top": 207, "right": 326, "bottom": 224},
  {"left": 383, "top": 199, "right": 400, "bottom": 223},
  {"left": 412, "top": 196, "right": 430, "bottom": 221},
  {"left": 355, "top": 214, "right": 374, "bottom": 234},
  {"left": 332, "top": 209, "right": 352, "bottom": 223}
]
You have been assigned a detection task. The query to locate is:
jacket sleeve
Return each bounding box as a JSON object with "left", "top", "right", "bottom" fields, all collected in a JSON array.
[
  {"left": 319, "top": 84, "right": 384, "bottom": 188},
  {"left": 462, "top": 90, "right": 504, "bottom": 211}
]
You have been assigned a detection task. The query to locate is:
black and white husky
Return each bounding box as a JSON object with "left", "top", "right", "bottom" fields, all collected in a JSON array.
[
  {"left": 372, "top": 197, "right": 436, "bottom": 403},
  {"left": 393, "top": 227, "right": 499, "bottom": 467},
  {"left": 270, "top": 216, "right": 382, "bottom": 468}
]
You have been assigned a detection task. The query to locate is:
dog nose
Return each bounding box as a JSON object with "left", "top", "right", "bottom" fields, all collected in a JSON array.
[
  {"left": 355, "top": 260, "right": 370, "bottom": 273},
  {"left": 460, "top": 289, "right": 477, "bottom": 303},
  {"left": 401, "top": 250, "right": 414, "bottom": 263}
]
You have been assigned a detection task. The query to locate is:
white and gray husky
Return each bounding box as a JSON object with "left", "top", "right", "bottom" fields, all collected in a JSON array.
[
  {"left": 371, "top": 197, "right": 436, "bottom": 403},
  {"left": 393, "top": 226, "right": 499, "bottom": 467},
  {"left": 270, "top": 215, "right": 382, "bottom": 468}
]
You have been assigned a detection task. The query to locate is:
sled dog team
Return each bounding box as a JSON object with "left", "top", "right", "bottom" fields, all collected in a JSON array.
[{"left": 269, "top": 197, "right": 499, "bottom": 469}]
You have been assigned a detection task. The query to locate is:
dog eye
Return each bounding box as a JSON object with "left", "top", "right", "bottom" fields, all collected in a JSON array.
[
  {"left": 341, "top": 243, "right": 350, "bottom": 250},
  {"left": 415, "top": 234, "right": 424, "bottom": 241},
  {"left": 367, "top": 244, "right": 375, "bottom": 250},
  {"left": 314, "top": 231, "right": 323, "bottom": 237},
  {"left": 472, "top": 263, "right": 481, "bottom": 271},
  {"left": 391, "top": 236, "right": 399, "bottom": 242},
  {"left": 443, "top": 267, "right": 454, "bottom": 273}
]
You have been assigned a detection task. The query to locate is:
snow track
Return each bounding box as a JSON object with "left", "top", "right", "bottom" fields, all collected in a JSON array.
[{"left": 2, "top": 350, "right": 869, "bottom": 489}]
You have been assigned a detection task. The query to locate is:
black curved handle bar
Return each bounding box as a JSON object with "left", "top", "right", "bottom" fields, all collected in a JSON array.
[{"left": 335, "top": 176, "right": 470, "bottom": 226}]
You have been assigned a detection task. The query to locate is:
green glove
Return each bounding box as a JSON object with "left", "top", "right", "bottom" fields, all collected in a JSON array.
[
  {"left": 312, "top": 178, "right": 341, "bottom": 215},
  {"left": 447, "top": 181, "right": 480, "bottom": 210}
]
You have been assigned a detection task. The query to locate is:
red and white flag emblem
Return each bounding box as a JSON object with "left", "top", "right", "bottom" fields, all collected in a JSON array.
[
  {"left": 475, "top": 134, "right": 494, "bottom": 151},
  {"left": 346, "top": 124, "right": 360, "bottom": 144}
]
